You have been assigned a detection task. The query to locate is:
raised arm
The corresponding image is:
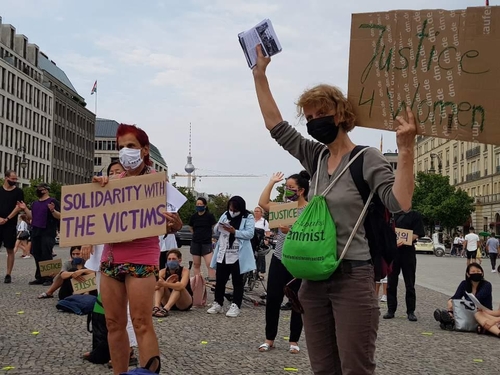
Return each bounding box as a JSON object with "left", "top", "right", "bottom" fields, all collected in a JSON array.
[
  {"left": 259, "top": 172, "right": 284, "bottom": 212},
  {"left": 252, "top": 45, "right": 283, "bottom": 130}
]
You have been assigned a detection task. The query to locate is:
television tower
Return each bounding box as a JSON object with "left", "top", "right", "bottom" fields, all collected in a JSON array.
[{"left": 184, "top": 123, "right": 196, "bottom": 191}]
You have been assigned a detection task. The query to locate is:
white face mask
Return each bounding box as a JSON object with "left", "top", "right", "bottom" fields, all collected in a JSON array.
[
  {"left": 229, "top": 210, "right": 240, "bottom": 218},
  {"left": 119, "top": 147, "right": 143, "bottom": 171}
]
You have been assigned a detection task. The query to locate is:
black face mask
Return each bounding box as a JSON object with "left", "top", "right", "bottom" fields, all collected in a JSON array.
[
  {"left": 469, "top": 274, "right": 482, "bottom": 282},
  {"left": 306, "top": 116, "right": 339, "bottom": 145},
  {"left": 7, "top": 180, "right": 17, "bottom": 187},
  {"left": 35, "top": 190, "right": 44, "bottom": 198}
]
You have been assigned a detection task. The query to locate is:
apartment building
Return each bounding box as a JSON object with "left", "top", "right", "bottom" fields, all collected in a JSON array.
[
  {"left": 39, "top": 53, "right": 95, "bottom": 185},
  {"left": 0, "top": 17, "right": 53, "bottom": 186},
  {"left": 94, "top": 118, "right": 167, "bottom": 175},
  {"left": 415, "top": 136, "right": 500, "bottom": 233}
]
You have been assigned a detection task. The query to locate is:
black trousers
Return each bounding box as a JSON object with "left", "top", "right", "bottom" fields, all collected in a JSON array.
[
  {"left": 387, "top": 249, "right": 416, "bottom": 314},
  {"left": 214, "top": 259, "right": 244, "bottom": 308},
  {"left": 490, "top": 252, "right": 498, "bottom": 271},
  {"left": 32, "top": 235, "right": 55, "bottom": 281},
  {"left": 257, "top": 255, "right": 266, "bottom": 273},
  {"left": 266, "top": 256, "right": 303, "bottom": 342}
]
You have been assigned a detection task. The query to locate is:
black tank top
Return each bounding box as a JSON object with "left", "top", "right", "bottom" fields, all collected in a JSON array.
[{"left": 166, "top": 266, "right": 193, "bottom": 296}]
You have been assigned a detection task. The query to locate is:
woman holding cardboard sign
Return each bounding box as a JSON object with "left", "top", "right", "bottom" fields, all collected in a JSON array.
[
  {"left": 252, "top": 45, "right": 416, "bottom": 374},
  {"left": 257, "top": 171, "right": 309, "bottom": 354},
  {"left": 81, "top": 124, "right": 182, "bottom": 375}
]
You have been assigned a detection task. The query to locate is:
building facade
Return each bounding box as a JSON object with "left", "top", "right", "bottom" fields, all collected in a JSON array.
[
  {"left": 415, "top": 136, "right": 500, "bottom": 232},
  {"left": 0, "top": 17, "right": 54, "bottom": 186},
  {"left": 39, "top": 53, "right": 95, "bottom": 185},
  {"left": 94, "top": 118, "right": 167, "bottom": 175}
]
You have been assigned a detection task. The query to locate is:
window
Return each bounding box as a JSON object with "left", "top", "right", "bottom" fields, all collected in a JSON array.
[{"left": 94, "top": 157, "right": 102, "bottom": 166}]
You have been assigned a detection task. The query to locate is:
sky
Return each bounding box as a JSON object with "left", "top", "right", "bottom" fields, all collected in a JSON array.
[{"left": 2, "top": 0, "right": 484, "bottom": 209}]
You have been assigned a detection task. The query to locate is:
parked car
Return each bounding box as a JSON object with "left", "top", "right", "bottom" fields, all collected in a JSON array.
[
  {"left": 415, "top": 237, "right": 435, "bottom": 255},
  {"left": 175, "top": 225, "right": 192, "bottom": 247}
]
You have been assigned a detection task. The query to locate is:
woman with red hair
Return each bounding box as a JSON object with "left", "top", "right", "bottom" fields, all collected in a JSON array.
[{"left": 82, "top": 124, "right": 182, "bottom": 374}]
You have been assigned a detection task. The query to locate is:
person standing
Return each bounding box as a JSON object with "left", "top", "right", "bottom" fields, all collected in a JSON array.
[
  {"left": 486, "top": 233, "right": 499, "bottom": 273},
  {"left": 189, "top": 197, "right": 217, "bottom": 280},
  {"left": 0, "top": 170, "right": 24, "bottom": 283},
  {"left": 384, "top": 210, "right": 425, "bottom": 322},
  {"left": 18, "top": 182, "right": 60, "bottom": 286},
  {"left": 253, "top": 206, "right": 271, "bottom": 279},
  {"left": 464, "top": 227, "right": 480, "bottom": 266}
]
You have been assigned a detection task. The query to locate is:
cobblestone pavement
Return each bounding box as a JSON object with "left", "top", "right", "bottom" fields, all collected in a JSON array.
[{"left": 0, "top": 248, "right": 498, "bottom": 375}]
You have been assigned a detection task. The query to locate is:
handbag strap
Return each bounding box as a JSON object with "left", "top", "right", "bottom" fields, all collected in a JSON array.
[{"left": 314, "top": 147, "right": 369, "bottom": 196}]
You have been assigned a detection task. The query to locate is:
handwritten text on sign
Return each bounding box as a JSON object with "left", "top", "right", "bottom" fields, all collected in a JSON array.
[
  {"left": 395, "top": 228, "right": 414, "bottom": 246},
  {"left": 71, "top": 273, "right": 98, "bottom": 295},
  {"left": 39, "top": 259, "right": 62, "bottom": 277},
  {"left": 60, "top": 172, "right": 167, "bottom": 247},
  {"left": 348, "top": 7, "right": 500, "bottom": 144},
  {"left": 268, "top": 202, "right": 298, "bottom": 229}
]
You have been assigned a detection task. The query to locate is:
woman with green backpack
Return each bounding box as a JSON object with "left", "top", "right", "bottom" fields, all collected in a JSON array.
[
  {"left": 252, "top": 45, "right": 416, "bottom": 375},
  {"left": 257, "top": 171, "right": 309, "bottom": 354}
]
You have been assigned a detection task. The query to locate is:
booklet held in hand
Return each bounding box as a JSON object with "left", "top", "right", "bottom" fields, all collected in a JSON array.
[{"left": 238, "top": 19, "right": 282, "bottom": 68}]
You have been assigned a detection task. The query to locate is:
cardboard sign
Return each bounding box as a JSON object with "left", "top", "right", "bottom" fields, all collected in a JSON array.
[
  {"left": 268, "top": 202, "right": 299, "bottom": 228},
  {"left": 39, "top": 259, "right": 62, "bottom": 277},
  {"left": 348, "top": 6, "right": 500, "bottom": 144},
  {"left": 60, "top": 172, "right": 167, "bottom": 247},
  {"left": 71, "top": 273, "right": 97, "bottom": 295},
  {"left": 396, "top": 228, "right": 414, "bottom": 246}
]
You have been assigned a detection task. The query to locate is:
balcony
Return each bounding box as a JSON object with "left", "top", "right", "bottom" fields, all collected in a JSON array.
[
  {"left": 465, "top": 171, "right": 481, "bottom": 182},
  {"left": 466, "top": 146, "right": 481, "bottom": 159},
  {"left": 475, "top": 194, "right": 500, "bottom": 205}
]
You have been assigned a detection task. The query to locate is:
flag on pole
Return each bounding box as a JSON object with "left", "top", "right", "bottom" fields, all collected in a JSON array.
[
  {"left": 380, "top": 134, "right": 383, "bottom": 152},
  {"left": 486, "top": 0, "right": 489, "bottom": 6},
  {"left": 91, "top": 80, "right": 97, "bottom": 95}
]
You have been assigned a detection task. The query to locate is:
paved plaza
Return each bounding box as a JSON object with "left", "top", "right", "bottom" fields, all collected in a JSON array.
[{"left": 0, "top": 248, "right": 499, "bottom": 375}]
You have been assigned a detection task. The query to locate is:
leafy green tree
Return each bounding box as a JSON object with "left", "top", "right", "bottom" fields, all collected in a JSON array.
[
  {"left": 173, "top": 184, "right": 197, "bottom": 225},
  {"left": 21, "top": 178, "right": 62, "bottom": 205},
  {"left": 207, "top": 193, "right": 231, "bottom": 219},
  {"left": 272, "top": 183, "right": 286, "bottom": 203},
  {"left": 412, "top": 172, "right": 474, "bottom": 233}
]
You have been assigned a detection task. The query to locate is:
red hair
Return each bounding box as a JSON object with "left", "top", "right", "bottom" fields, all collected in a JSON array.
[{"left": 116, "top": 124, "right": 152, "bottom": 166}]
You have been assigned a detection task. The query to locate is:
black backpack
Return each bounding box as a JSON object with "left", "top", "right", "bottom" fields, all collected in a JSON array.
[{"left": 349, "top": 146, "right": 398, "bottom": 280}]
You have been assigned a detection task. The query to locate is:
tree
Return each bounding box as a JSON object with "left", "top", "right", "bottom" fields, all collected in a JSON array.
[
  {"left": 207, "top": 193, "right": 231, "bottom": 219},
  {"left": 21, "top": 178, "right": 62, "bottom": 205},
  {"left": 173, "top": 184, "right": 197, "bottom": 225},
  {"left": 272, "top": 183, "right": 286, "bottom": 203},
  {"left": 412, "top": 172, "right": 474, "bottom": 233}
]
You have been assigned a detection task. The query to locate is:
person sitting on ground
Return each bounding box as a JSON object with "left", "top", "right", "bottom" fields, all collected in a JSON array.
[
  {"left": 433, "top": 263, "right": 492, "bottom": 330},
  {"left": 58, "top": 256, "right": 95, "bottom": 300},
  {"left": 152, "top": 249, "right": 193, "bottom": 317},
  {"left": 475, "top": 306, "right": 500, "bottom": 337},
  {"left": 38, "top": 246, "right": 85, "bottom": 299}
]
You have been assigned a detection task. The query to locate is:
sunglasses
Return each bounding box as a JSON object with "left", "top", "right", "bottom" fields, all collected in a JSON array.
[{"left": 283, "top": 278, "right": 304, "bottom": 314}]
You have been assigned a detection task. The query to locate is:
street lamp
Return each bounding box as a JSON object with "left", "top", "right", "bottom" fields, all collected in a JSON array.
[
  {"left": 430, "top": 153, "right": 442, "bottom": 174},
  {"left": 15, "top": 146, "right": 28, "bottom": 170}
]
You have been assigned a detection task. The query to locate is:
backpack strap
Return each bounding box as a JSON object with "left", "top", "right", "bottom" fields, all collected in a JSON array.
[{"left": 349, "top": 146, "right": 371, "bottom": 204}]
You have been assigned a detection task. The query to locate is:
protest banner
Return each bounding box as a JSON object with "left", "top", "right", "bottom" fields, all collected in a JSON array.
[
  {"left": 39, "top": 259, "right": 62, "bottom": 277},
  {"left": 71, "top": 273, "right": 98, "bottom": 295},
  {"left": 268, "top": 202, "right": 299, "bottom": 228},
  {"left": 348, "top": 6, "right": 500, "bottom": 144},
  {"left": 60, "top": 172, "right": 167, "bottom": 247},
  {"left": 395, "top": 228, "right": 414, "bottom": 246}
]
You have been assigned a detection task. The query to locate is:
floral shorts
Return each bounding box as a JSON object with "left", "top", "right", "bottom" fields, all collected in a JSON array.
[{"left": 100, "top": 262, "right": 159, "bottom": 283}]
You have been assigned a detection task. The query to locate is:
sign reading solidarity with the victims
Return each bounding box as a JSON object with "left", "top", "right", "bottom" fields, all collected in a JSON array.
[
  {"left": 59, "top": 172, "right": 167, "bottom": 247},
  {"left": 348, "top": 6, "right": 500, "bottom": 144}
]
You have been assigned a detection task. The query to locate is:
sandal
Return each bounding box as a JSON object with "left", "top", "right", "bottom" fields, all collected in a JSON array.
[
  {"left": 477, "top": 325, "right": 486, "bottom": 335},
  {"left": 152, "top": 306, "right": 169, "bottom": 317},
  {"left": 258, "top": 343, "right": 274, "bottom": 352},
  {"left": 289, "top": 345, "right": 300, "bottom": 354},
  {"left": 38, "top": 292, "right": 54, "bottom": 299}
]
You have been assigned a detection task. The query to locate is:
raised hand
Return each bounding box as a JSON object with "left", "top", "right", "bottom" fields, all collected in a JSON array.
[
  {"left": 253, "top": 44, "right": 271, "bottom": 77},
  {"left": 92, "top": 175, "right": 109, "bottom": 187},
  {"left": 395, "top": 106, "right": 417, "bottom": 152},
  {"left": 270, "top": 172, "right": 284, "bottom": 184}
]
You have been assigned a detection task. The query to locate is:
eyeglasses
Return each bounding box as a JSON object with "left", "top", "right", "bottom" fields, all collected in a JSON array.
[{"left": 283, "top": 278, "right": 304, "bottom": 314}]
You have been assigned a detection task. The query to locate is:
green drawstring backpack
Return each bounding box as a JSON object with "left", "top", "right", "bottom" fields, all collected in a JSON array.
[{"left": 282, "top": 147, "right": 373, "bottom": 281}]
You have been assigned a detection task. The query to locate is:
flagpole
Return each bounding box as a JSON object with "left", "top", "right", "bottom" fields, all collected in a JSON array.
[{"left": 95, "top": 88, "right": 98, "bottom": 117}]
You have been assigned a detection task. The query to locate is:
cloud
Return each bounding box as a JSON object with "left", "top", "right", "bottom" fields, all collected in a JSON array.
[{"left": 51, "top": 52, "right": 114, "bottom": 75}]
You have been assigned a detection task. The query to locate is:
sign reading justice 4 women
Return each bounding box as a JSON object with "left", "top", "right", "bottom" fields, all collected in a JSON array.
[
  {"left": 59, "top": 172, "right": 167, "bottom": 247},
  {"left": 348, "top": 6, "right": 500, "bottom": 144}
]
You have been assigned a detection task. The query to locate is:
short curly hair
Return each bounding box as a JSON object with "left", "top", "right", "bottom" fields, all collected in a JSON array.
[{"left": 296, "top": 84, "right": 356, "bottom": 132}]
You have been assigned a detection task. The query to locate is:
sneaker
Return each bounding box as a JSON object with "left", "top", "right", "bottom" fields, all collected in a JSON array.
[
  {"left": 226, "top": 303, "right": 240, "bottom": 318},
  {"left": 492, "top": 269, "right": 497, "bottom": 273},
  {"left": 24, "top": 255, "right": 31, "bottom": 259},
  {"left": 207, "top": 302, "right": 222, "bottom": 314},
  {"left": 29, "top": 279, "right": 44, "bottom": 285},
  {"left": 380, "top": 295, "right": 387, "bottom": 302},
  {"left": 4, "top": 275, "right": 11, "bottom": 284}
]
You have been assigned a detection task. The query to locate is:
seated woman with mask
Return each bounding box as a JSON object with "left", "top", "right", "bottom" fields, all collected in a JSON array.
[{"left": 153, "top": 249, "right": 193, "bottom": 317}]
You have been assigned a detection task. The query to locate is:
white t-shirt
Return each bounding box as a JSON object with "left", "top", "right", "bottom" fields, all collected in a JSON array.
[
  {"left": 159, "top": 233, "right": 177, "bottom": 252},
  {"left": 85, "top": 244, "right": 104, "bottom": 272},
  {"left": 464, "top": 233, "right": 480, "bottom": 251},
  {"left": 254, "top": 218, "right": 270, "bottom": 232},
  {"left": 17, "top": 221, "right": 28, "bottom": 232}
]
